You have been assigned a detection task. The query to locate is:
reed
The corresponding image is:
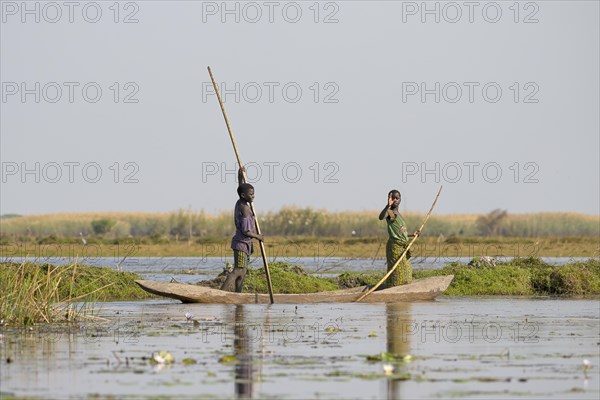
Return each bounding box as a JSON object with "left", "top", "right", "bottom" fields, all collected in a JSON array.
[
  {"left": 0, "top": 262, "right": 149, "bottom": 325},
  {"left": 1, "top": 209, "right": 598, "bottom": 240}
]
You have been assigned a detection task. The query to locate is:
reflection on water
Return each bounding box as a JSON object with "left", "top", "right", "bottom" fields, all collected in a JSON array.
[
  {"left": 233, "top": 305, "right": 254, "bottom": 399},
  {"left": 1, "top": 298, "right": 599, "bottom": 399},
  {"left": 386, "top": 303, "right": 411, "bottom": 400}
]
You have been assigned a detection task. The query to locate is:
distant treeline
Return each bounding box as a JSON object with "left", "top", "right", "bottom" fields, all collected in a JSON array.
[{"left": 0, "top": 208, "right": 598, "bottom": 242}]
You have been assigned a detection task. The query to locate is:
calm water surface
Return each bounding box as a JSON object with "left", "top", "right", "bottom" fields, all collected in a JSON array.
[{"left": 1, "top": 297, "right": 598, "bottom": 399}]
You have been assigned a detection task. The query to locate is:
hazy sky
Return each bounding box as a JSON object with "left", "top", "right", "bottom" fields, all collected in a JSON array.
[{"left": 1, "top": 1, "right": 599, "bottom": 215}]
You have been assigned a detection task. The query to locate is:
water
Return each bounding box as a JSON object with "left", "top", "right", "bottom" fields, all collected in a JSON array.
[{"left": 1, "top": 298, "right": 598, "bottom": 399}]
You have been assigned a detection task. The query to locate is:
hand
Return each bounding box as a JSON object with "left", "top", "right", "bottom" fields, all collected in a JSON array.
[
  {"left": 413, "top": 230, "right": 421, "bottom": 237},
  {"left": 387, "top": 193, "right": 394, "bottom": 207},
  {"left": 256, "top": 234, "right": 264, "bottom": 242},
  {"left": 238, "top": 167, "right": 247, "bottom": 184}
]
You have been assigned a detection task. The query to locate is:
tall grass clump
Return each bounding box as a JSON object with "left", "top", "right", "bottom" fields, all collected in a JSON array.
[
  {"left": 0, "top": 262, "right": 94, "bottom": 325},
  {"left": 0, "top": 262, "right": 150, "bottom": 325}
]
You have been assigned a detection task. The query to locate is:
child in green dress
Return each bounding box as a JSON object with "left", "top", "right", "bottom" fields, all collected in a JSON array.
[{"left": 378, "top": 190, "right": 420, "bottom": 287}]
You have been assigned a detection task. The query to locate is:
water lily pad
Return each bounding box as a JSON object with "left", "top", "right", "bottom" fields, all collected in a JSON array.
[
  {"left": 363, "top": 352, "right": 413, "bottom": 363},
  {"left": 218, "top": 355, "right": 238, "bottom": 364}
]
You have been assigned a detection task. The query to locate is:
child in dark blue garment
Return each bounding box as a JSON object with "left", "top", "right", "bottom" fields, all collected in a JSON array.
[{"left": 221, "top": 168, "right": 264, "bottom": 292}]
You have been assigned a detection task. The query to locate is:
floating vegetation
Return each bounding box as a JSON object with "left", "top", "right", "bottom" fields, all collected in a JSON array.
[
  {"left": 197, "top": 257, "right": 600, "bottom": 296},
  {"left": 363, "top": 352, "right": 413, "bottom": 363},
  {"left": 218, "top": 355, "right": 238, "bottom": 364},
  {"left": 197, "top": 262, "right": 338, "bottom": 294},
  {"left": 416, "top": 257, "right": 600, "bottom": 296},
  {"left": 325, "top": 369, "right": 411, "bottom": 381}
]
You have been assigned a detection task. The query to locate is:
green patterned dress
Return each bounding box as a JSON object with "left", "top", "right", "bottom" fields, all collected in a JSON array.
[{"left": 385, "top": 210, "right": 412, "bottom": 287}]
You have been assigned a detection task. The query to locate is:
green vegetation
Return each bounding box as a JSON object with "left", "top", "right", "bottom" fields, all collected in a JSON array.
[
  {"left": 91, "top": 218, "right": 116, "bottom": 235},
  {"left": 0, "top": 262, "right": 151, "bottom": 325},
  {"left": 413, "top": 257, "right": 599, "bottom": 296},
  {"left": 335, "top": 271, "right": 382, "bottom": 289},
  {"left": 1, "top": 257, "right": 597, "bottom": 326},
  {"left": 198, "top": 262, "right": 338, "bottom": 294},
  {"left": 244, "top": 262, "right": 338, "bottom": 293},
  {"left": 205, "top": 257, "right": 600, "bottom": 296},
  {"left": 0, "top": 213, "right": 21, "bottom": 219}
]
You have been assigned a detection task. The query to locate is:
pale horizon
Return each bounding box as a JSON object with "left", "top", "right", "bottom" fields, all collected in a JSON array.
[{"left": 2, "top": 2, "right": 599, "bottom": 216}]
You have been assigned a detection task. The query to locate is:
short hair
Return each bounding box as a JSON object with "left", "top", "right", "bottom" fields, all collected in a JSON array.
[
  {"left": 389, "top": 189, "right": 401, "bottom": 201},
  {"left": 237, "top": 183, "right": 254, "bottom": 197}
]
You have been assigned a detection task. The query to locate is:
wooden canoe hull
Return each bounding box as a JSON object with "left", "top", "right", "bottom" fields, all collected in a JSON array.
[{"left": 134, "top": 275, "right": 454, "bottom": 304}]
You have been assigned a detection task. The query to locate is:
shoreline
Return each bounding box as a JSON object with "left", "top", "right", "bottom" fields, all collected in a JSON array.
[
  {"left": 1, "top": 236, "right": 599, "bottom": 258},
  {"left": 1, "top": 258, "right": 598, "bottom": 323}
]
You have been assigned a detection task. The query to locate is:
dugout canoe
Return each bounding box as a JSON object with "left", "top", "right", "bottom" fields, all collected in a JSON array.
[{"left": 134, "top": 275, "right": 454, "bottom": 304}]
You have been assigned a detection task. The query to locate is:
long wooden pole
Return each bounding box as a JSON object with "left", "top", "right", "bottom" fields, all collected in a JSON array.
[
  {"left": 207, "top": 66, "right": 275, "bottom": 304},
  {"left": 355, "top": 186, "right": 443, "bottom": 302}
]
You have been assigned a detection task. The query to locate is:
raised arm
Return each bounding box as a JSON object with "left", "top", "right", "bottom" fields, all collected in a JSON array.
[
  {"left": 237, "top": 167, "right": 246, "bottom": 185},
  {"left": 378, "top": 193, "right": 395, "bottom": 220}
]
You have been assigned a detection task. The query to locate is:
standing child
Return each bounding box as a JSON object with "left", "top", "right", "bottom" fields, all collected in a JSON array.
[
  {"left": 221, "top": 168, "right": 264, "bottom": 293},
  {"left": 378, "top": 190, "right": 419, "bottom": 287}
]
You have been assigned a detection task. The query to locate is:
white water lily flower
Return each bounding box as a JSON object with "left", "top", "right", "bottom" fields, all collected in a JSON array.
[
  {"left": 383, "top": 364, "right": 394, "bottom": 375},
  {"left": 152, "top": 351, "right": 175, "bottom": 365},
  {"left": 185, "top": 313, "right": 193, "bottom": 320},
  {"left": 583, "top": 359, "right": 591, "bottom": 369}
]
